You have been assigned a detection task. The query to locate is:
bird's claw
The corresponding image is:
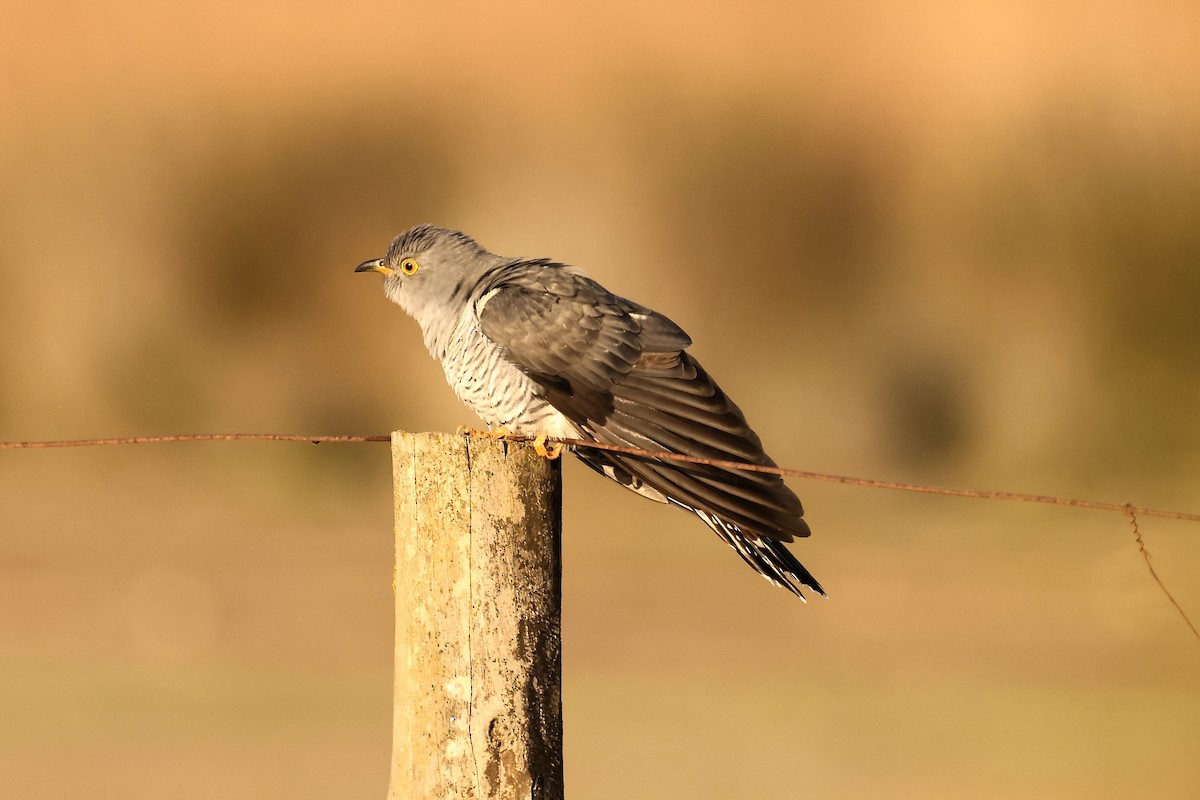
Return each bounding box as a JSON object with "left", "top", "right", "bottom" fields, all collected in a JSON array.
[
  {"left": 457, "top": 424, "right": 513, "bottom": 440},
  {"left": 532, "top": 434, "right": 564, "bottom": 460}
]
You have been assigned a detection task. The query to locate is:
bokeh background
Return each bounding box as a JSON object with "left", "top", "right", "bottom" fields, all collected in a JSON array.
[{"left": 2, "top": 2, "right": 1199, "bottom": 798}]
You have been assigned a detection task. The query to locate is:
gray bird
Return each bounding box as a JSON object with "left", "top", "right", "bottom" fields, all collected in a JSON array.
[{"left": 356, "top": 225, "right": 823, "bottom": 598}]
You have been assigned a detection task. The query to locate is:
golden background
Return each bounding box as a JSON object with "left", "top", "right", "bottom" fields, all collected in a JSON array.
[{"left": 2, "top": 2, "right": 1198, "bottom": 798}]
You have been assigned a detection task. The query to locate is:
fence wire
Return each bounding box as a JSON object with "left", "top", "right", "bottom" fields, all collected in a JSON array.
[{"left": 3, "top": 431, "right": 1196, "bottom": 641}]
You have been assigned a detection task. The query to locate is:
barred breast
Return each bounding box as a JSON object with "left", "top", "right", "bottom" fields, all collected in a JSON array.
[{"left": 437, "top": 306, "right": 578, "bottom": 438}]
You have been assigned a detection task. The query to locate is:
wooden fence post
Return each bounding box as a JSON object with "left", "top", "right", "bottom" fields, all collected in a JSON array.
[{"left": 389, "top": 431, "right": 564, "bottom": 800}]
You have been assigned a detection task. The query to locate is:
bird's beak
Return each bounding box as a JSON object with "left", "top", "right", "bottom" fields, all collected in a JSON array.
[{"left": 355, "top": 258, "right": 394, "bottom": 275}]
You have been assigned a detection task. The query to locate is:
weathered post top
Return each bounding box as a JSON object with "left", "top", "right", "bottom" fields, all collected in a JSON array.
[{"left": 389, "top": 432, "right": 564, "bottom": 800}]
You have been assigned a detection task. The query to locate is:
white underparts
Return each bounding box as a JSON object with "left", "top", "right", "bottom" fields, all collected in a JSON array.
[{"left": 435, "top": 304, "right": 578, "bottom": 438}]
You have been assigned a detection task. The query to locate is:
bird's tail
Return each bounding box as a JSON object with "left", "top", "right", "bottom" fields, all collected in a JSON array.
[{"left": 693, "top": 510, "right": 826, "bottom": 600}]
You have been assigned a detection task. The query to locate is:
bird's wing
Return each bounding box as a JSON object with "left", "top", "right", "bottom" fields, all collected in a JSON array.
[
  {"left": 476, "top": 262, "right": 810, "bottom": 547},
  {"left": 476, "top": 261, "right": 690, "bottom": 420}
]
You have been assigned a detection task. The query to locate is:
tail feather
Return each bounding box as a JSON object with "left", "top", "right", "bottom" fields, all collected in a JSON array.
[
  {"left": 564, "top": 350, "right": 823, "bottom": 597},
  {"left": 694, "top": 510, "right": 825, "bottom": 599}
]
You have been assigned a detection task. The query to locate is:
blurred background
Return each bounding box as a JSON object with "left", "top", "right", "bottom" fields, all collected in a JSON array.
[{"left": 2, "top": 2, "right": 1199, "bottom": 798}]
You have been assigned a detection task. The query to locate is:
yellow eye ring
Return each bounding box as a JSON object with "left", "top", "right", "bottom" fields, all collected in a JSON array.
[{"left": 400, "top": 258, "right": 419, "bottom": 275}]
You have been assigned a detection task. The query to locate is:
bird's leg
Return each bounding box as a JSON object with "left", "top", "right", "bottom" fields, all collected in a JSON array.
[
  {"left": 531, "top": 433, "right": 564, "bottom": 460},
  {"left": 456, "top": 424, "right": 513, "bottom": 441}
]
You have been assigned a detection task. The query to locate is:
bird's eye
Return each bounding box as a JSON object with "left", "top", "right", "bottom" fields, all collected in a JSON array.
[{"left": 400, "top": 258, "right": 420, "bottom": 275}]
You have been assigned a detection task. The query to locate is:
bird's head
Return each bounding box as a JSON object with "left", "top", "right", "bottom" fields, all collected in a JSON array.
[{"left": 355, "top": 224, "right": 502, "bottom": 326}]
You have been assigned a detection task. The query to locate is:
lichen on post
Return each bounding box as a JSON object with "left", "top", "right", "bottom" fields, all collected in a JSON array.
[{"left": 389, "top": 431, "right": 563, "bottom": 800}]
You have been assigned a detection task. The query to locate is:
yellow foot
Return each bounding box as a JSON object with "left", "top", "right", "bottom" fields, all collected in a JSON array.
[
  {"left": 531, "top": 433, "right": 564, "bottom": 460},
  {"left": 456, "top": 425, "right": 513, "bottom": 440}
]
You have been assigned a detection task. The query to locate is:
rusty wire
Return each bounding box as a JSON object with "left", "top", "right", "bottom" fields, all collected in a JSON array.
[
  {"left": 3, "top": 429, "right": 1197, "bottom": 641},
  {"left": 3, "top": 431, "right": 1198, "bottom": 523},
  {"left": 1123, "top": 504, "right": 1200, "bottom": 641}
]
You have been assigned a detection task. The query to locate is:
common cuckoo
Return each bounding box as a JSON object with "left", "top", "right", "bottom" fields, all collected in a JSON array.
[{"left": 356, "top": 225, "right": 823, "bottom": 598}]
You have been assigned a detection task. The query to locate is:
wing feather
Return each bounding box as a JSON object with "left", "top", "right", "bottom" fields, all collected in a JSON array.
[{"left": 475, "top": 261, "right": 813, "bottom": 556}]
